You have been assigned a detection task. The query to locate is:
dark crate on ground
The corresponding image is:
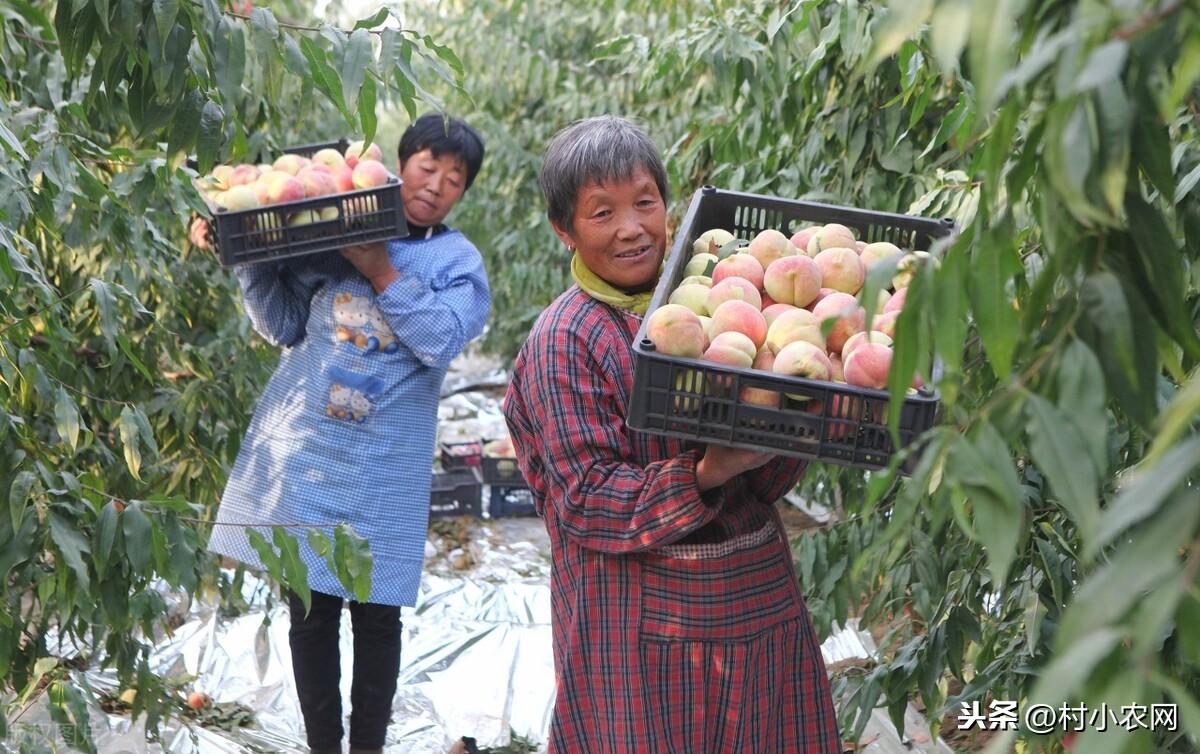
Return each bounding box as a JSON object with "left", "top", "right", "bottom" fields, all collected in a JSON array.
[
  {"left": 194, "top": 139, "right": 409, "bottom": 267},
  {"left": 481, "top": 455, "right": 526, "bottom": 487},
  {"left": 488, "top": 485, "right": 537, "bottom": 518},
  {"left": 628, "top": 186, "right": 954, "bottom": 473},
  {"left": 440, "top": 441, "right": 482, "bottom": 471},
  {"left": 430, "top": 468, "right": 483, "bottom": 518}
]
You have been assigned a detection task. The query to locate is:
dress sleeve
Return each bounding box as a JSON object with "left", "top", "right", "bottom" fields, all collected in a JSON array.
[
  {"left": 372, "top": 240, "right": 490, "bottom": 370},
  {"left": 518, "top": 323, "right": 724, "bottom": 554},
  {"left": 739, "top": 457, "right": 808, "bottom": 504},
  {"left": 235, "top": 261, "right": 321, "bottom": 347}
]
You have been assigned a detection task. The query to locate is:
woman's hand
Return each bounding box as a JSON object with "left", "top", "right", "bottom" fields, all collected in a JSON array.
[
  {"left": 696, "top": 444, "right": 773, "bottom": 491},
  {"left": 341, "top": 243, "right": 400, "bottom": 293},
  {"left": 188, "top": 216, "right": 212, "bottom": 252}
]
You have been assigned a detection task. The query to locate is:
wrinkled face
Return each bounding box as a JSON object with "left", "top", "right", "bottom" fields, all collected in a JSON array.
[
  {"left": 398, "top": 149, "right": 468, "bottom": 227},
  {"left": 552, "top": 167, "right": 667, "bottom": 292}
]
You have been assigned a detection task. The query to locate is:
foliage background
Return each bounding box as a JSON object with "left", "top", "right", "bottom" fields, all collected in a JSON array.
[{"left": 2, "top": 0, "right": 1200, "bottom": 751}]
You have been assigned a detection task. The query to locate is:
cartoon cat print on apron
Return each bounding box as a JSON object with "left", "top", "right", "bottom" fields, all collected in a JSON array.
[{"left": 332, "top": 291, "right": 399, "bottom": 353}]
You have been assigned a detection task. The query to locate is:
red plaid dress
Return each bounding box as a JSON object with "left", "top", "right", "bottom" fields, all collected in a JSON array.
[{"left": 504, "top": 286, "right": 841, "bottom": 754}]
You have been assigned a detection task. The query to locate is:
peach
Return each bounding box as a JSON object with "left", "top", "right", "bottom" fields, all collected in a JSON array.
[
  {"left": 684, "top": 253, "right": 718, "bottom": 278},
  {"left": 790, "top": 226, "right": 817, "bottom": 252},
  {"left": 747, "top": 229, "right": 798, "bottom": 270},
  {"left": 742, "top": 348, "right": 780, "bottom": 407},
  {"left": 829, "top": 353, "right": 845, "bottom": 382},
  {"left": 273, "top": 154, "right": 309, "bottom": 176},
  {"left": 289, "top": 209, "right": 320, "bottom": 226},
  {"left": 872, "top": 289, "right": 892, "bottom": 314},
  {"left": 893, "top": 251, "right": 932, "bottom": 289},
  {"left": 872, "top": 310, "right": 900, "bottom": 338},
  {"left": 855, "top": 240, "right": 866, "bottom": 253},
  {"left": 813, "top": 247, "right": 865, "bottom": 294},
  {"left": 297, "top": 169, "right": 337, "bottom": 198},
  {"left": 704, "top": 342, "right": 754, "bottom": 369},
  {"left": 229, "top": 164, "right": 261, "bottom": 186},
  {"left": 806, "top": 223, "right": 857, "bottom": 256},
  {"left": 220, "top": 185, "right": 259, "bottom": 211},
  {"left": 807, "top": 287, "right": 837, "bottom": 311},
  {"left": 842, "top": 331, "right": 893, "bottom": 362},
  {"left": 763, "top": 255, "right": 822, "bottom": 308},
  {"left": 319, "top": 206, "right": 339, "bottom": 222},
  {"left": 211, "top": 164, "right": 235, "bottom": 187},
  {"left": 331, "top": 163, "right": 355, "bottom": 193},
  {"left": 812, "top": 292, "right": 866, "bottom": 355},
  {"left": 697, "top": 315, "right": 713, "bottom": 347},
  {"left": 312, "top": 148, "right": 346, "bottom": 168},
  {"left": 708, "top": 331, "right": 757, "bottom": 360},
  {"left": 762, "top": 303, "right": 795, "bottom": 328},
  {"left": 668, "top": 283, "right": 712, "bottom": 316},
  {"left": 709, "top": 299, "right": 767, "bottom": 350},
  {"left": 705, "top": 277, "right": 762, "bottom": 314},
  {"left": 884, "top": 287, "right": 907, "bottom": 314},
  {"left": 773, "top": 340, "right": 833, "bottom": 401},
  {"left": 760, "top": 292, "right": 778, "bottom": 308},
  {"left": 692, "top": 228, "right": 735, "bottom": 257},
  {"left": 646, "top": 304, "right": 706, "bottom": 358},
  {"left": 844, "top": 343, "right": 893, "bottom": 389},
  {"left": 713, "top": 254, "right": 765, "bottom": 290},
  {"left": 352, "top": 159, "right": 390, "bottom": 190},
  {"left": 344, "top": 140, "right": 384, "bottom": 169},
  {"left": 267, "top": 175, "right": 306, "bottom": 205},
  {"left": 678, "top": 275, "right": 713, "bottom": 288},
  {"left": 250, "top": 180, "right": 271, "bottom": 205},
  {"left": 765, "top": 308, "right": 824, "bottom": 354},
  {"left": 860, "top": 241, "right": 904, "bottom": 271}
]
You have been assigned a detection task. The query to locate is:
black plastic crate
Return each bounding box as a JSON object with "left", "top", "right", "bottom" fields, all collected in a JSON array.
[
  {"left": 440, "top": 441, "right": 482, "bottom": 471},
  {"left": 488, "top": 485, "right": 537, "bottom": 518},
  {"left": 481, "top": 455, "right": 526, "bottom": 487},
  {"left": 429, "top": 468, "right": 482, "bottom": 518},
  {"left": 628, "top": 186, "right": 955, "bottom": 473}
]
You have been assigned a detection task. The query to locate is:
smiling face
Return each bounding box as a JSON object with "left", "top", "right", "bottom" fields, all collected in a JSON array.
[
  {"left": 552, "top": 166, "right": 668, "bottom": 292},
  {"left": 398, "top": 148, "right": 467, "bottom": 227}
]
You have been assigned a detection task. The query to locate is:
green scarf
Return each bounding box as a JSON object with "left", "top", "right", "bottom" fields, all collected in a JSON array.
[{"left": 570, "top": 251, "right": 657, "bottom": 315}]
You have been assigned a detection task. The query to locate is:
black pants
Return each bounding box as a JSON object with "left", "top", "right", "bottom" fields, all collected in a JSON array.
[{"left": 287, "top": 589, "right": 403, "bottom": 751}]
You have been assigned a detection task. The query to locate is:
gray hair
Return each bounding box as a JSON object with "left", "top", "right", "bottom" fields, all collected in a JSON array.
[{"left": 538, "top": 115, "right": 670, "bottom": 231}]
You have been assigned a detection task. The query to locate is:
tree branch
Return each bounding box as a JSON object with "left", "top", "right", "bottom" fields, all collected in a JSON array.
[{"left": 1113, "top": 0, "right": 1185, "bottom": 40}]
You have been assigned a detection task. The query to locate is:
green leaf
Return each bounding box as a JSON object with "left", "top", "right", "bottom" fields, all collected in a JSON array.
[
  {"left": 88, "top": 276, "right": 117, "bottom": 350},
  {"left": 1089, "top": 435, "right": 1200, "bottom": 558},
  {"left": 946, "top": 425, "right": 1022, "bottom": 585},
  {"left": 300, "top": 36, "right": 351, "bottom": 121},
  {"left": 1167, "top": 33, "right": 1200, "bottom": 111},
  {"left": 968, "top": 224, "right": 1021, "bottom": 379},
  {"left": 871, "top": 0, "right": 933, "bottom": 65},
  {"left": 216, "top": 18, "right": 247, "bottom": 109},
  {"left": 1029, "top": 628, "right": 1122, "bottom": 707},
  {"left": 93, "top": 501, "right": 121, "bottom": 578},
  {"left": 0, "top": 119, "right": 29, "bottom": 161},
  {"left": 1149, "top": 672, "right": 1200, "bottom": 747},
  {"left": 1055, "top": 339, "right": 1107, "bottom": 473},
  {"left": 358, "top": 77, "right": 378, "bottom": 151},
  {"left": 119, "top": 405, "right": 142, "bottom": 480},
  {"left": 1123, "top": 194, "right": 1200, "bottom": 360},
  {"left": 341, "top": 28, "right": 372, "bottom": 114},
  {"left": 152, "top": 0, "right": 178, "bottom": 56},
  {"left": 274, "top": 527, "right": 310, "bottom": 613},
  {"left": 929, "top": 0, "right": 969, "bottom": 77},
  {"left": 122, "top": 502, "right": 153, "bottom": 573},
  {"left": 196, "top": 99, "right": 224, "bottom": 174},
  {"left": 8, "top": 470, "right": 35, "bottom": 534},
  {"left": 1025, "top": 394, "right": 1099, "bottom": 540},
  {"left": 1071, "top": 39, "right": 1127, "bottom": 93},
  {"left": 48, "top": 510, "right": 91, "bottom": 593},
  {"left": 247, "top": 528, "right": 282, "bottom": 579},
  {"left": 1131, "top": 103, "right": 1175, "bottom": 201},
  {"left": 968, "top": 0, "right": 1015, "bottom": 110},
  {"left": 92, "top": 0, "right": 109, "bottom": 34},
  {"left": 931, "top": 234, "right": 968, "bottom": 386},
  {"left": 1081, "top": 271, "right": 1137, "bottom": 394},
  {"left": 53, "top": 387, "right": 80, "bottom": 454},
  {"left": 333, "top": 524, "right": 373, "bottom": 602},
  {"left": 354, "top": 8, "right": 390, "bottom": 30}
]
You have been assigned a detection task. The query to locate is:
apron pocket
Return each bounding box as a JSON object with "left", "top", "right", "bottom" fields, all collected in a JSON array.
[{"left": 640, "top": 521, "right": 802, "bottom": 642}]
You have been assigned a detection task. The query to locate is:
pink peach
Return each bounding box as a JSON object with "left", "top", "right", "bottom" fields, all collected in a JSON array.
[
  {"left": 812, "top": 292, "right": 866, "bottom": 355},
  {"left": 763, "top": 255, "right": 822, "bottom": 308},
  {"left": 813, "top": 247, "right": 865, "bottom": 294}
]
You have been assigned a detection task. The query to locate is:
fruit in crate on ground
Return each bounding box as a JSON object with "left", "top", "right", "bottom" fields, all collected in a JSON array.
[
  {"left": 483, "top": 437, "right": 516, "bottom": 458},
  {"left": 345, "top": 140, "right": 385, "bottom": 168},
  {"left": 645, "top": 304, "right": 706, "bottom": 358},
  {"left": 692, "top": 228, "right": 735, "bottom": 256},
  {"left": 763, "top": 254, "right": 821, "bottom": 307}
]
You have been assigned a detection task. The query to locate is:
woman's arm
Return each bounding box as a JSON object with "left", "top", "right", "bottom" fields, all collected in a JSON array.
[
  {"left": 342, "top": 241, "right": 491, "bottom": 370},
  {"left": 235, "top": 262, "right": 320, "bottom": 348}
]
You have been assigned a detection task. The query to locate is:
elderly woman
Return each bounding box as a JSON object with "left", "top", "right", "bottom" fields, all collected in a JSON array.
[{"left": 503, "top": 116, "right": 840, "bottom": 753}]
